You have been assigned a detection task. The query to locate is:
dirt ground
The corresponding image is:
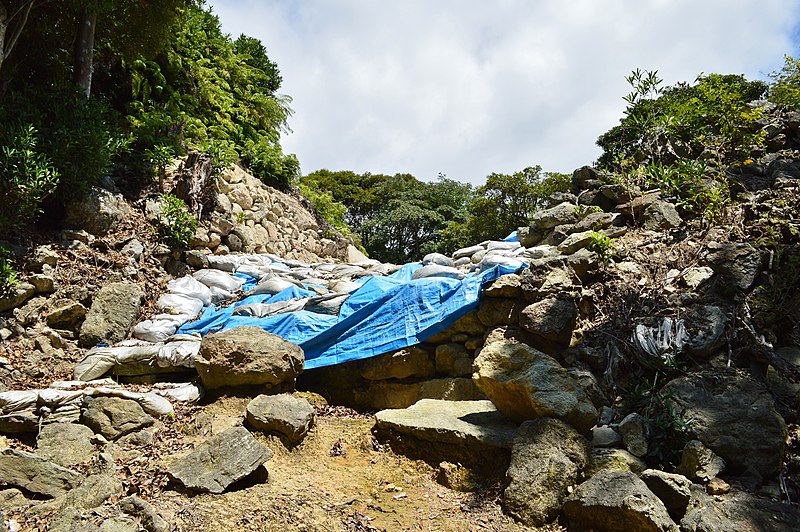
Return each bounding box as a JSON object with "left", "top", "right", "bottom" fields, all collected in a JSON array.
[{"left": 148, "top": 395, "right": 555, "bottom": 532}]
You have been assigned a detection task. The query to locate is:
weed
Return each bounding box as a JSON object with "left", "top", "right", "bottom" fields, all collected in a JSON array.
[
  {"left": 0, "top": 247, "right": 18, "bottom": 298},
  {"left": 158, "top": 194, "right": 198, "bottom": 248},
  {"left": 587, "top": 231, "right": 618, "bottom": 266}
]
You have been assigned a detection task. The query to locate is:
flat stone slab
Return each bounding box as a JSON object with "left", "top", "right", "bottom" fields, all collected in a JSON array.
[
  {"left": 374, "top": 399, "right": 518, "bottom": 474},
  {"left": 0, "top": 448, "right": 83, "bottom": 498},
  {"left": 167, "top": 426, "right": 272, "bottom": 494}
]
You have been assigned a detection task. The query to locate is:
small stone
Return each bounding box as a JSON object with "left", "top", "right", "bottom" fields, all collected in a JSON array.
[
  {"left": 80, "top": 397, "right": 155, "bottom": 441},
  {"left": 591, "top": 426, "right": 622, "bottom": 448},
  {"left": 619, "top": 412, "right": 649, "bottom": 457},
  {"left": 45, "top": 300, "right": 87, "bottom": 330},
  {"left": 437, "top": 462, "right": 477, "bottom": 492},
  {"left": 677, "top": 440, "right": 726, "bottom": 482},
  {"left": 29, "top": 274, "right": 56, "bottom": 294},
  {"left": 641, "top": 469, "right": 692, "bottom": 516},
  {"left": 24, "top": 245, "right": 59, "bottom": 272},
  {"left": 119, "top": 495, "right": 170, "bottom": 532},
  {"left": 0, "top": 448, "right": 82, "bottom": 498},
  {"left": 36, "top": 423, "right": 96, "bottom": 467},
  {"left": 246, "top": 394, "right": 315, "bottom": 446},
  {"left": 706, "top": 477, "right": 731, "bottom": 495}
]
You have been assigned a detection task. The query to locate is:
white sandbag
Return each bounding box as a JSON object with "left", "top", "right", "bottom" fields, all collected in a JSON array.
[
  {"left": 209, "top": 286, "right": 235, "bottom": 304},
  {"left": 453, "top": 257, "right": 471, "bottom": 268},
  {"left": 154, "top": 381, "right": 204, "bottom": 403},
  {"left": 249, "top": 277, "right": 297, "bottom": 296},
  {"left": 304, "top": 293, "right": 350, "bottom": 315},
  {"left": 206, "top": 254, "right": 243, "bottom": 272},
  {"left": 234, "top": 264, "right": 268, "bottom": 281},
  {"left": 422, "top": 253, "right": 455, "bottom": 267},
  {"left": 168, "top": 276, "right": 212, "bottom": 306},
  {"left": 89, "top": 387, "right": 174, "bottom": 417},
  {"left": 234, "top": 299, "right": 306, "bottom": 317},
  {"left": 73, "top": 353, "right": 118, "bottom": 381},
  {"left": 521, "top": 245, "right": 557, "bottom": 260},
  {"left": 411, "top": 264, "right": 464, "bottom": 280},
  {"left": 476, "top": 255, "right": 525, "bottom": 273},
  {"left": 37, "top": 389, "right": 85, "bottom": 407},
  {"left": 132, "top": 314, "right": 191, "bottom": 343},
  {"left": 193, "top": 269, "right": 245, "bottom": 292},
  {"left": 330, "top": 265, "right": 366, "bottom": 279},
  {"left": 328, "top": 279, "right": 362, "bottom": 293},
  {"left": 157, "top": 293, "right": 204, "bottom": 316},
  {"left": 453, "top": 244, "right": 485, "bottom": 260},
  {"left": 157, "top": 339, "right": 202, "bottom": 368},
  {"left": 50, "top": 379, "right": 117, "bottom": 389},
  {"left": 487, "top": 240, "right": 521, "bottom": 251},
  {"left": 0, "top": 390, "right": 39, "bottom": 414}
]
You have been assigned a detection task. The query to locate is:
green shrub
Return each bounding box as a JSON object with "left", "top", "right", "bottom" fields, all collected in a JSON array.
[
  {"left": 158, "top": 194, "right": 198, "bottom": 247},
  {"left": 298, "top": 182, "right": 353, "bottom": 238},
  {"left": 643, "top": 159, "right": 729, "bottom": 222},
  {"left": 196, "top": 139, "right": 238, "bottom": 176},
  {"left": 0, "top": 124, "right": 60, "bottom": 229},
  {"left": 586, "top": 231, "right": 618, "bottom": 266},
  {"left": 0, "top": 247, "right": 18, "bottom": 297},
  {"left": 769, "top": 55, "right": 800, "bottom": 109},
  {"left": 242, "top": 137, "right": 300, "bottom": 189}
]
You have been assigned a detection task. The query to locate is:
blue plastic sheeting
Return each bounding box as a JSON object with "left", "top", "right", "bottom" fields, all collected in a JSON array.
[
  {"left": 503, "top": 230, "right": 519, "bottom": 242},
  {"left": 179, "top": 262, "right": 525, "bottom": 369}
]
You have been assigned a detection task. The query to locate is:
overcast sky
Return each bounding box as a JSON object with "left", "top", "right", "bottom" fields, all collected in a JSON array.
[{"left": 209, "top": 0, "right": 800, "bottom": 185}]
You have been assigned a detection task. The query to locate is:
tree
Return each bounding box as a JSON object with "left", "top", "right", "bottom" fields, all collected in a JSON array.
[{"left": 0, "top": 0, "right": 34, "bottom": 79}]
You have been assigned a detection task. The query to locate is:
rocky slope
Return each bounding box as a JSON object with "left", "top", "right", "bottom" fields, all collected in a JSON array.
[{"left": 0, "top": 113, "right": 799, "bottom": 530}]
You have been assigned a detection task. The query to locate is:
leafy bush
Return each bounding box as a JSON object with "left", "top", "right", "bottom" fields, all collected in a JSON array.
[
  {"left": 586, "top": 231, "right": 618, "bottom": 266},
  {"left": 242, "top": 137, "right": 300, "bottom": 189},
  {"left": 0, "top": 247, "right": 18, "bottom": 297},
  {"left": 298, "top": 182, "right": 355, "bottom": 240},
  {"left": 769, "top": 55, "right": 800, "bottom": 109},
  {"left": 157, "top": 194, "right": 198, "bottom": 247},
  {"left": 196, "top": 139, "right": 238, "bottom": 176},
  {"left": 0, "top": 124, "right": 60, "bottom": 229}
]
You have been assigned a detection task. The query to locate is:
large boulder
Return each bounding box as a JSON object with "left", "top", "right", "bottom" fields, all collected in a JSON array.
[
  {"left": 195, "top": 326, "right": 304, "bottom": 389},
  {"left": 245, "top": 394, "right": 315, "bottom": 445},
  {"left": 518, "top": 297, "right": 578, "bottom": 349},
  {"left": 703, "top": 241, "right": 763, "bottom": 291},
  {"left": 0, "top": 448, "right": 83, "bottom": 498},
  {"left": 640, "top": 469, "right": 692, "bottom": 517},
  {"left": 79, "top": 282, "right": 144, "bottom": 347},
  {"left": 65, "top": 187, "right": 134, "bottom": 236},
  {"left": 35, "top": 423, "right": 96, "bottom": 467},
  {"left": 503, "top": 418, "right": 590, "bottom": 526},
  {"left": 681, "top": 485, "right": 800, "bottom": 532},
  {"left": 562, "top": 470, "right": 678, "bottom": 531},
  {"left": 529, "top": 202, "right": 581, "bottom": 230},
  {"left": 662, "top": 369, "right": 786, "bottom": 478},
  {"left": 373, "top": 399, "right": 517, "bottom": 474},
  {"left": 80, "top": 397, "right": 155, "bottom": 441},
  {"left": 167, "top": 426, "right": 272, "bottom": 493},
  {"left": 472, "top": 333, "right": 597, "bottom": 433}
]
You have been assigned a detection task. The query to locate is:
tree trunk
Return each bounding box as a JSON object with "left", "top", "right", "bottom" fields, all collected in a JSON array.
[
  {"left": 0, "top": 4, "right": 8, "bottom": 74},
  {"left": 73, "top": 6, "right": 96, "bottom": 98},
  {"left": 0, "top": 1, "right": 35, "bottom": 79}
]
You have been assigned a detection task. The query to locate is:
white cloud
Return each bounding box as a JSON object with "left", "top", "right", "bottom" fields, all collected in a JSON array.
[{"left": 210, "top": 0, "right": 800, "bottom": 184}]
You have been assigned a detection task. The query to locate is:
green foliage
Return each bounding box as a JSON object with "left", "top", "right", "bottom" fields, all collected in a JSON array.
[
  {"left": 157, "top": 194, "right": 198, "bottom": 247},
  {"left": 196, "top": 139, "right": 238, "bottom": 176},
  {"left": 462, "top": 167, "right": 570, "bottom": 244},
  {"left": 598, "top": 70, "right": 767, "bottom": 169},
  {"left": 769, "top": 55, "right": 800, "bottom": 109},
  {"left": 0, "top": 124, "right": 60, "bottom": 228},
  {"left": 298, "top": 182, "right": 354, "bottom": 240},
  {"left": 144, "top": 143, "right": 175, "bottom": 189},
  {"left": 643, "top": 159, "right": 729, "bottom": 222},
  {"left": 619, "top": 379, "right": 693, "bottom": 469},
  {"left": 242, "top": 137, "right": 300, "bottom": 189},
  {"left": 586, "top": 231, "right": 617, "bottom": 266},
  {"left": 0, "top": 246, "right": 19, "bottom": 297}
]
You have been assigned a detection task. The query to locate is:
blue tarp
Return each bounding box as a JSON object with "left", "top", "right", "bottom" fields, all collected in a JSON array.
[
  {"left": 178, "top": 262, "right": 525, "bottom": 370},
  {"left": 503, "top": 230, "right": 519, "bottom": 242}
]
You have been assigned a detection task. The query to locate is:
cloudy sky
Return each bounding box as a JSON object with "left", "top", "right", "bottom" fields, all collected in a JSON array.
[{"left": 209, "top": 0, "right": 800, "bottom": 185}]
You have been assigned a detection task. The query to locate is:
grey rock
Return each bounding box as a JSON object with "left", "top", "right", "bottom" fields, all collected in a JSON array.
[
  {"left": 45, "top": 300, "right": 87, "bottom": 330},
  {"left": 167, "top": 426, "right": 272, "bottom": 493},
  {"left": 36, "top": 423, "right": 96, "bottom": 467},
  {"left": 676, "top": 440, "right": 726, "bottom": 482},
  {"left": 619, "top": 412, "right": 649, "bottom": 457},
  {"left": 681, "top": 266, "right": 714, "bottom": 289},
  {"left": 591, "top": 426, "right": 622, "bottom": 448},
  {"left": 681, "top": 484, "right": 800, "bottom": 531},
  {"left": 100, "top": 517, "right": 139, "bottom": 532},
  {"left": 562, "top": 470, "right": 678, "bottom": 531},
  {"left": 476, "top": 297, "right": 521, "bottom": 327},
  {"left": 586, "top": 448, "right": 647, "bottom": 477},
  {"left": 195, "top": 326, "right": 304, "bottom": 389},
  {"left": 703, "top": 241, "right": 763, "bottom": 290},
  {"left": 472, "top": 333, "right": 597, "bottom": 433},
  {"left": 684, "top": 305, "right": 728, "bottom": 357},
  {"left": 0, "top": 282, "right": 35, "bottom": 312},
  {"left": 80, "top": 397, "right": 155, "bottom": 441},
  {"left": 48, "top": 506, "right": 100, "bottom": 532},
  {"left": 571, "top": 166, "right": 599, "bottom": 194},
  {"left": 641, "top": 469, "right": 692, "bottom": 517},
  {"left": 59, "top": 473, "right": 122, "bottom": 510},
  {"left": 437, "top": 461, "right": 478, "bottom": 492},
  {"left": 65, "top": 187, "right": 133, "bottom": 236},
  {"left": 663, "top": 370, "right": 785, "bottom": 478},
  {"left": 120, "top": 239, "right": 144, "bottom": 261},
  {"left": 374, "top": 399, "right": 517, "bottom": 472},
  {"left": 572, "top": 211, "right": 617, "bottom": 232},
  {"left": 358, "top": 347, "right": 434, "bottom": 381},
  {"left": 246, "top": 394, "right": 315, "bottom": 445},
  {"left": 530, "top": 202, "right": 581, "bottom": 230},
  {"left": 24, "top": 245, "right": 59, "bottom": 272},
  {"left": 503, "top": 418, "right": 590, "bottom": 526},
  {"left": 435, "top": 343, "right": 472, "bottom": 377},
  {"left": 0, "top": 448, "right": 82, "bottom": 498},
  {"left": 616, "top": 191, "right": 661, "bottom": 217},
  {"left": 184, "top": 250, "right": 209, "bottom": 269},
  {"left": 483, "top": 274, "right": 522, "bottom": 298},
  {"left": 557, "top": 230, "right": 595, "bottom": 254},
  {"left": 519, "top": 297, "right": 578, "bottom": 348},
  {"left": 119, "top": 495, "right": 170, "bottom": 532},
  {"left": 643, "top": 200, "right": 683, "bottom": 230},
  {"left": 79, "top": 282, "right": 144, "bottom": 347},
  {"left": 28, "top": 274, "right": 55, "bottom": 296}
]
